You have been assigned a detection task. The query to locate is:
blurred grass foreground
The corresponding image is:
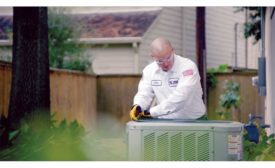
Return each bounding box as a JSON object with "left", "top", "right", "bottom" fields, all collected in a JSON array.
[{"left": 0, "top": 113, "right": 127, "bottom": 161}]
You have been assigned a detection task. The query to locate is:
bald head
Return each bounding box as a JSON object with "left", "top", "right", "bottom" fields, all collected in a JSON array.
[
  {"left": 150, "top": 37, "right": 173, "bottom": 55},
  {"left": 150, "top": 37, "right": 175, "bottom": 72}
]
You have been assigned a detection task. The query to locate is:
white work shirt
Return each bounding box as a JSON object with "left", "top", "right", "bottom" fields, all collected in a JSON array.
[{"left": 133, "top": 55, "right": 206, "bottom": 119}]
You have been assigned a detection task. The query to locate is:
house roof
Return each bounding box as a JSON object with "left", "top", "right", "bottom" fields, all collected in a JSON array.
[
  {"left": 0, "top": 10, "right": 160, "bottom": 40},
  {"left": 74, "top": 10, "right": 160, "bottom": 38}
]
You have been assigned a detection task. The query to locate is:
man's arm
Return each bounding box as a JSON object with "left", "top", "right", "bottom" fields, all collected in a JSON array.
[{"left": 133, "top": 70, "right": 155, "bottom": 111}]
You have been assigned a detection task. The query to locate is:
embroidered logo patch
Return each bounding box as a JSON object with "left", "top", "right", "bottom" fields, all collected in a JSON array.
[
  {"left": 183, "top": 69, "right": 194, "bottom": 77},
  {"left": 168, "top": 78, "right": 179, "bottom": 87},
  {"left": 151, "top": 80, "right": 162, "bottom": 86}
]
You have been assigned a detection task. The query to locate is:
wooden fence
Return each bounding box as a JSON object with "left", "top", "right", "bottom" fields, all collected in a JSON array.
[
  {"left": 96, "top": 75, "right": 140, "bottom": 123},
  {"left": 207, "top": 72, "right": 265, "bottom": 123},
  {"left": 1, "top": 60, "right": 266, "bottom": 127},
  {"left": 97, "top": 72, "right": 265, "bottom": 123},
  {"left": 0, "top": 61, "right": 97, "bottom": 129},
  {"left": 0, "top": 61, "right": 11, "bottom": 118},
  {"left": 50, "top": 69, "right": 97, "bottom": 129}
]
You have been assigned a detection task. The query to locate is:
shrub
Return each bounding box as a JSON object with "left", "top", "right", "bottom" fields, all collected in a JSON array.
[
  {"left": 0, "top": 115, "right": 88, "bottom": 161},
  {"left": 216, "top": 80, "right": 240, "bottom": 120},
  {"left": 244, "top": 125, "right": 275, "bottom": 161},
  {"left": 207, "top": 64, "right": 231, "bottom": 89}
]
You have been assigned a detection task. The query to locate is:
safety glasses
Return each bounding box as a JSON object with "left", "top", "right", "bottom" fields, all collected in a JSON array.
[{"left": 154, "top": 53, "right": 174, "bottom": 65}]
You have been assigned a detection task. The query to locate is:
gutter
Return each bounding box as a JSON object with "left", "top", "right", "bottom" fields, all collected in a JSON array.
[
  {"left": 78, "top": 37, "right": 142, "bottom": 44},
  {"left": 0, "top": 40, "right": 12, "bottom": 46},
  {"left": 0, "top": 37, "right": 142, "bottom": 46}
]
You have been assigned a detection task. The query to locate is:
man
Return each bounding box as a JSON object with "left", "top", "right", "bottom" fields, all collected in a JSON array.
[{"left": 130, "top": 37, "right": 206, "bottom": 120}]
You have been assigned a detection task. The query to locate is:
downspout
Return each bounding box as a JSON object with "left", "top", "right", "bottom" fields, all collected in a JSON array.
[
  {"left": 245, "top": 8, "right": 248, "bottom": 69},
  {"left": 234, "top": 23, "right": 239, "bottom": 69},
  {"left": 234, "top": 9, "right": 248, "bottom": 70}
]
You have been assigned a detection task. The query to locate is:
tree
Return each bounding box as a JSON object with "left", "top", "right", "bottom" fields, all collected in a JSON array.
[
  {"left": 48, "top": 8, "right": 91, "bottom": 71},
  {"left": 8, "top": 7, "right": 50, "bottom": 129},
  {"left": 1, "top": 8, "right": 89, "bottom": 160},
  {"left": 235, "top": 7, "right": 262, "bottom": 44}
]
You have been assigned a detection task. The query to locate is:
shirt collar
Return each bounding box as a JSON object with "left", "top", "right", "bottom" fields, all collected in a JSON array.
[{"left": 153, "top": 54, "right": 179, "bottom": 74}]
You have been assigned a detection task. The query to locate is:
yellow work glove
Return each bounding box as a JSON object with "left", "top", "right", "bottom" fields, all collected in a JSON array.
[
  {"left": 130, "top": 105, "right": 151, "bottom": 121},
  {"left": 129, "top": 105, "right": 142, "bottom": 121}
]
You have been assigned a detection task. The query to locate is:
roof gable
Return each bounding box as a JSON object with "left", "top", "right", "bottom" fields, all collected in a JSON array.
[
  {"left": 0, "top": 10, "right": 160, "bottom": 40},
  {"left": 74, "top": 10, "right": 160, "bottom": 38}
]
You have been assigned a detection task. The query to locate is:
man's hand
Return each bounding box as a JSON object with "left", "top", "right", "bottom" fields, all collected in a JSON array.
[
  {"left": 130, "top": 105, "right": 152, "bottom": 121},
  {"left": 129, "top": 105, "right": 143, "bottom": 121},
  {"left": 141, "top": 110, "right": 151, "bottom": 118}
]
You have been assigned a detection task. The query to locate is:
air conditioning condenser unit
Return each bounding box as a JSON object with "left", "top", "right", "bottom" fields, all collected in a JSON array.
[{"left": 126, "top": 119, "right": 243, "bottom": 161}]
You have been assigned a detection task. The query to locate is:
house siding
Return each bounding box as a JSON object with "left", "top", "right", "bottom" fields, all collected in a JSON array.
[
  {"left": 182, "top": 7, "right": 197, "bottom": 63},
  {"left": 138, "top": 7, "right": 184, "bottom": 73},
  {"left": 139, "top": 7, "right": 259, "bottom": 72},
  {"left": 89, "top": 46, "right": 136, "bottom": 74},
  {"left": 206, "top": 7, "right": 259, "bottom": 69}
]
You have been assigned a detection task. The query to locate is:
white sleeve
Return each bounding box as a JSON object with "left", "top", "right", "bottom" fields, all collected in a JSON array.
[
  {"left": 149, "top": 65, "right": 200, "bottom": 117},
  {"left": 133, "top": 70, "right": 155, "bottom": 111}
]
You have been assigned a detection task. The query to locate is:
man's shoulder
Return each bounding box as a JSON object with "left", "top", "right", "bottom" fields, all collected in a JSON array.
[
  {"left": 175, "top": 55, "right": 200, "bottom": 78},
  {"left": 176, "top": 55, "right": 197, "bottom": 69},
  {"left": 143, "top": 61, "right": 158, "bottom": 74}
]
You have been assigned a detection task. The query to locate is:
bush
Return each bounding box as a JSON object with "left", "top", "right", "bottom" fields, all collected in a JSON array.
[
  {"left": 244, "top": 126, "right": 275, "bottom": 161},
  {"left": 207, "top": 64, "right": 231, "bottom": 89},
  {"left": 0, "top": 115, "right": 88, "bottom": 161},
  {"left": 216, "top": 80, "right": 240, "bottom": 120}
]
